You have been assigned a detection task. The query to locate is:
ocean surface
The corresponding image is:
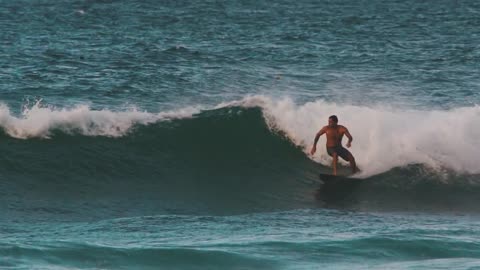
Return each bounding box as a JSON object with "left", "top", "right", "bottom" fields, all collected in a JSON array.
[{"left": 1, "top": 0, "right": 480, "bottom": 269}]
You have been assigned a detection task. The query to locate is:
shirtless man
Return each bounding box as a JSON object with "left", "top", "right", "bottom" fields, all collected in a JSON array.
[{"left": 310, "top": 115, "right": 358, "bottom": 175}]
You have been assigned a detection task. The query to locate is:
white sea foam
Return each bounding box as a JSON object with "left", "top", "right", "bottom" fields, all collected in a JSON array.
[
  {"left": 224, "top": 95, "right": 480, "bottom": 176},
  {"left": 0, "top": 101, "right": 200, "bottom": 139}
]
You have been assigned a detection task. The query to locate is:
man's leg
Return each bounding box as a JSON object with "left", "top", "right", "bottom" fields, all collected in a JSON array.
[{"left": 347, "top": 153, "right": 358, "bottom": 173}]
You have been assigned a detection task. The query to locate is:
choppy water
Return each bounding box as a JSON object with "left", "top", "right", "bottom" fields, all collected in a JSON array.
[{"left": 1, "top": 0, "right": 480, "bottom": 269}]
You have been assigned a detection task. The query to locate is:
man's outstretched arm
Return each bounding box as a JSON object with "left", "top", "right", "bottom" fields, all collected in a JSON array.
[
  {"left": 310, "top": 127, "right": 326, "bottom": 155},
  {"left": 344, "top": 128, "right": 353, "bottom": 148}
]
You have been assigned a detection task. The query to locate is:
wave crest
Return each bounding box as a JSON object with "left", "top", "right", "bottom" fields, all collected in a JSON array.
[{"left": 0, "top": 101, "right": 200, "bottom": 139}]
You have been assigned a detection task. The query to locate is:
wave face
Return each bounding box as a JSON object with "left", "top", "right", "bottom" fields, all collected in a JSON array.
[
  {"left": 0, "top": 97, "right": 479, "bottom": 220},
  {"left": 0, "top": 101, "right": 319, "bottom": 221}
]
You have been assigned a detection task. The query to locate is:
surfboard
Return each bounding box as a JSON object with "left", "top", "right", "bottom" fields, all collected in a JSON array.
[
  {"left": 318, "top": 173, "right": 362, "bottom": 183},
  {"left": 319, "top": 173, "right": 363, "bottom": 190}
]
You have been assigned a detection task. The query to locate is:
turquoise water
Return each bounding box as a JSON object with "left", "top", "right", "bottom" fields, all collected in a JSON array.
[
  {"left": 3, "top": 211, "right": 480, "bottom": 269},
  {"left": 1, "top": 0, "right": 480, "bottom": 269}
]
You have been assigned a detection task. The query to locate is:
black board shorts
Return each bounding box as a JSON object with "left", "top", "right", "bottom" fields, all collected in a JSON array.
[{"left": 326, "top": 145, "right": 352, "bottom": 161}]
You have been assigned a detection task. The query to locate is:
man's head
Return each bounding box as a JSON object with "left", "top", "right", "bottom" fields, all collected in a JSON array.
[{"left": 328, "top": 115, "right": 338, "bottom": 127}]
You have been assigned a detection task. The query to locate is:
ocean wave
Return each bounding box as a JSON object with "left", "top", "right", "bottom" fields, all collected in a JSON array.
[
  {"left": 0, "top": 98, "right": 479, "bottom": 216},
  {"left": 3, "top": 96, "right": 479, "bottom": 177}
]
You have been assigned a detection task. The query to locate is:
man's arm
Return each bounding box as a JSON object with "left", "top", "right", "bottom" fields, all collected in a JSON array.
[
  {"left": 310, "top": 127, "right": 326, "bottom": 155},
  {"left": 343, "top": 127, "right": 353, "bottom": 148}
]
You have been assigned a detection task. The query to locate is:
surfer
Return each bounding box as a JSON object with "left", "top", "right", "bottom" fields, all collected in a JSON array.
[{"left": 310, "top": 115, "right": 358, "bottom": 175}]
